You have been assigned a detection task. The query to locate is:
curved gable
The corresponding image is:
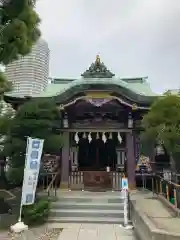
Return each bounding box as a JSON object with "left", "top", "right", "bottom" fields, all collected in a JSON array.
[
  {"left": 51, "top": 78, "right": 156, "bottom": 104},
  {"left": 4, "top": 56, "right": 158, "bottom": 107}
]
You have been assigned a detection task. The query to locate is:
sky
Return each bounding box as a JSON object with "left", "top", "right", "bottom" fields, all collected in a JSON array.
[{"left": 36, "top": 0, "right": 180, "bottom": 93}]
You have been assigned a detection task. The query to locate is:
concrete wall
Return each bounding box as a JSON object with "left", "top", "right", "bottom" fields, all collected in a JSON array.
[{"left": 130, "top": 200, "right": 180, "bottom": 240}]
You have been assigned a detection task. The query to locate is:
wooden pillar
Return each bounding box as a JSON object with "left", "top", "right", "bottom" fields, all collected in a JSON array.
[
  {"left": 74, "top": 149, "right": 78, "bottom": 166},
  {"left": 126, "top": 132, "right": 136, "bottom": 189},
  {"left": 117, "top": 150, "right": 121, "bottom": 165},
  {"left": 134, "top": 132, "right": 140, "bottom": 163},
  {"left": 60, "top": 132, "right": 70, "bottom": 189}
]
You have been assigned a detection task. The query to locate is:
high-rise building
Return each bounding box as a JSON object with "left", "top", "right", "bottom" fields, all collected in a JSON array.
[{"left": 5, "top": 39, "right": 50, "bottom": 96}]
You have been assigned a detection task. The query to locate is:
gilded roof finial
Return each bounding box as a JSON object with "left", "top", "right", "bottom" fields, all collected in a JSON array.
[
  {"left": 95, "top": 55, "right": 100, "bottom": 65},
  {"left": 81, "top": 54, "right": 115, "bottom": 78}
]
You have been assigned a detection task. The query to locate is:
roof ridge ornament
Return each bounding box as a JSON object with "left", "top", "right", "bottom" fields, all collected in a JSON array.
[
  {"left": 81, "top": 55, "right": 115, "bottom": 78},
  {"left": 95, "top": 54, "right": 100, "bottom": 66}
]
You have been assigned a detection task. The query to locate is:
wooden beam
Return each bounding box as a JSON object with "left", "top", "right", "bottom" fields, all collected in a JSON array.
[{"left": 59, "top": 128, "right": 132, "bottom": 132}]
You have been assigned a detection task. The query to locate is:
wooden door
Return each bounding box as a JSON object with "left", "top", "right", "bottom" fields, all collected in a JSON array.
[{"left": 83, "top": 171, "right": 112, "bottom": 191}]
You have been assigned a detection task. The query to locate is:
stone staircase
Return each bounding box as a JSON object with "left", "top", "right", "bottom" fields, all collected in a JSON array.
[{"left": 48, "top": 190, "right": 126, "bottom": 224}]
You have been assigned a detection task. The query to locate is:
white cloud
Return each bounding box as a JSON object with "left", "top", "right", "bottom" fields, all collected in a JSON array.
[{"left": 36, "top": 0, "right": 180, "bottom": 93}]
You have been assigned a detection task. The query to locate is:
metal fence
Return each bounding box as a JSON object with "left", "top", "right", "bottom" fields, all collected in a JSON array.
[
  {"left": 152, "top": 174, "right": 180, "bottom": 209},
  {"left": 37, "top": 172, "right": 61, "bottom": 197}
]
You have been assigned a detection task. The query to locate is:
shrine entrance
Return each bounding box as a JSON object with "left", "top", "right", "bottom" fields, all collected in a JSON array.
[
  {"left": 70, "top": 132, "right": 126, "bottom": 191},
  {"left": 78, "top": 132, "right": 117, "bottom": 171},
  {"left": 78, "top": 132, "right": 117, "bottom": 190}
]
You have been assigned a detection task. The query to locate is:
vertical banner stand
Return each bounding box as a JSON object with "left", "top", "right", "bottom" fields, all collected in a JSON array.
[
  {"left": 10, "top": 137, "right": 44, "bottom": 234},
  {"left": 119, "top": 177, "right": 134, "bottom": 230},
  {"left": 11, "top": 138, "right": 29, "bottom": 233}
]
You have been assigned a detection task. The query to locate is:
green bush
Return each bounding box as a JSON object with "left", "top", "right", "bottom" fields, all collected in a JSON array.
[
  {"left": 6, "top": 167, "right": 24, "bottom": 186},
  {"left": 22, "top": 198, "right": 50, "bottom": 225},
  {"left": 0, "top": 197, "right": 12, "bottom": 214}
]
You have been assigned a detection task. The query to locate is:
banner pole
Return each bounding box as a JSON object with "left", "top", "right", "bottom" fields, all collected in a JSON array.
[
  {"left": 18, "top": 137, "right": 30, "bottom": 223},
  {"left": 18, "top": 204, "right": 22, "bottom": 222}
]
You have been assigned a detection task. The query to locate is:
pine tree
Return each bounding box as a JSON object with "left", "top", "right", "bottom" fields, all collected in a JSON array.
[{"left": 0, "top": 0, "right": 41, "bottom": 93}]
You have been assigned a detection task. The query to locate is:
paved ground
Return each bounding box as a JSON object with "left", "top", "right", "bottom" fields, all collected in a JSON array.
[
  {"left": 130, "top": 190, "right": 180, "bottom": 234},
  {"left": 53, "top": 223, "right": 135, "bottom": 240},
  {"left": 0, "top": 225, "right": 61, "bottom": 239},
  {"left": 0, "top": 223, "right": 135, "bottom": 240}
]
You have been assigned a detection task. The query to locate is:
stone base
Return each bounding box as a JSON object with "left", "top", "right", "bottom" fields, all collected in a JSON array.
[
  {"left": 70, "top": 184, "right": 84, "bottom": 191},
  {"left": 60, "top": 181, "right": 69, "bottom": 189},
  {"left": 119, "top": 224, "right": 134, "bottom": 230},
  {"left": 10, "top": 222, "right": 28, "bottom": 233},
  {"left": 128, "top": 183, "right": 136, "bottom": 190}
]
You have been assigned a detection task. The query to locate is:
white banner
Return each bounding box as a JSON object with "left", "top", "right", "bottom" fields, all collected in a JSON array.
[
  {"left": 121, "top": 178, "right": 128, "bottom": 190},
  {"left": 21, "top": 137, "right": 44, "bottom": 206}
]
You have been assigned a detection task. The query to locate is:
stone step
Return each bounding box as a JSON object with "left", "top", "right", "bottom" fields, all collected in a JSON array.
[
  {"left": 48, "top": 216, "right": 124, "bottom": 224},
  {"left": 55, "top": 197, "right": 124, "bottom": 204},
  {"left": 56, "top": 191, "right": 124, "bottom": 199},
  {"left": 50, "top": 208, "right": 124, "bottom": 218},
  {"left": 48, "top": 191, "right": 127, "bottom": 224},
  {"left": 51, "top": 202, "right": 124, "bottom": 210}
]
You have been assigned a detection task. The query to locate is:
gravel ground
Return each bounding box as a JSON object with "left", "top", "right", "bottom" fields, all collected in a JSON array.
[{"left": 0, "top": 225, "right": 62, "bottom": 240}]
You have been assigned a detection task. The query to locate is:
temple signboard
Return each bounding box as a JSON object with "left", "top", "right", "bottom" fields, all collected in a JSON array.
[
  {"left": 86, "top": 98, "right": 111, "bottom": 107},
  {"left": 85, "top": 92, "right": 112, "bottom": 107}
]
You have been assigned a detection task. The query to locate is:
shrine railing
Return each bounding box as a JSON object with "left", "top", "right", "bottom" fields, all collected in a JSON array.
[
  {"left": 69, "top": 171, "right": 84, "bottom": 190},
  {"left": 111, "top": 172, "right": 122, "bottom": 191},
  {"left": 46, "top": 171, "right": 60, "bottom": 198},
  {"left": 68, "top": 171, "right": 123, "bottom": 191},
  {"left": 152, "top": 174, "right": 180, "bottom": 210}
]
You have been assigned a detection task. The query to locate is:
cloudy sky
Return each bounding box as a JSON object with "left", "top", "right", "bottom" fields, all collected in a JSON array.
[{"left": 36, "top": 0, "right": 180, "bottom": 93}]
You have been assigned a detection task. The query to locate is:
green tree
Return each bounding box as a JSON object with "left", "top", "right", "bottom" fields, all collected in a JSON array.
[
  {"left": 142, "top": 94, "right": 180, "bottom": 171},
  {"left": 0, "top": 0, "right": 41, "bottom": 93},
  {"left": 0, "top": 71, "right": 11, "bottom": 94},
  {"left": 2, "top": 99, "right": 63, "bottom": 185}
]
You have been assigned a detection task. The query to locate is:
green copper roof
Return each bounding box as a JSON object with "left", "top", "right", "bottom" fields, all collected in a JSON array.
[
  {"left": 34, "top": 77, "right": 157, "bottom": 98},
  {"left": 52, "top": 78, "right": 74, "bottom": 84},
  {"left": 37, "top": 83, "right": 69, "bottom": 97},
  {"left": 4, "top": 56, "right": 158, "bottom": 105}
]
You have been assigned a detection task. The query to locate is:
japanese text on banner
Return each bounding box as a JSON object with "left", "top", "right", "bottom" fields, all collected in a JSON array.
[{"left": 21, "top": 137, "right": 44, "bottom": 205}]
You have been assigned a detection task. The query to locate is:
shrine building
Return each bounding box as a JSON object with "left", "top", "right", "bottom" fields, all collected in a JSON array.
[{"left": 4, "top": 55, "right": 159, "bottom": 190}]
